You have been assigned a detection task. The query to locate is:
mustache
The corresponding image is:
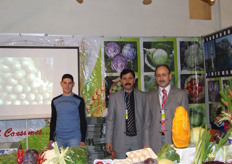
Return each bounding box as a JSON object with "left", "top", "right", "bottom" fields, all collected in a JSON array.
[
  {"left": 125, "top": 83, "right": 131, "bottom": 85},
  {"left": 159, "top": 80, "right": 165, "bottom": 83}
]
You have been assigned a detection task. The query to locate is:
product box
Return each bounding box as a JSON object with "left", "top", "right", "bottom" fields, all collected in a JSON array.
[{"left": 125, "top": 148, "right": 157, "bottom": 163}]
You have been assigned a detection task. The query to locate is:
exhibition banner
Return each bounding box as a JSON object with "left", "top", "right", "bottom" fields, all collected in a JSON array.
[{"left": 0, "top": 34, "right": 210, "bottom": 151}]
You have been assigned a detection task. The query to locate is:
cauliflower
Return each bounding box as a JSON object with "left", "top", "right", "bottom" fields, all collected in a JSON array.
[
  {"left": 42, "top": 142, "right": 71, "bottom": 164},
  {"left": 42, "top": 149, "right": 57, "bottom": 164}
]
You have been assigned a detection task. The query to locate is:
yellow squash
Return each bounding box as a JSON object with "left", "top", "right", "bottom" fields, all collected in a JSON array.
[{"left": 172, "top": 106, "right": 191, "bottom": 148}]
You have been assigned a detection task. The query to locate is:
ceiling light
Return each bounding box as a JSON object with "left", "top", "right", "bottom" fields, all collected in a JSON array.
[
  {"left": 201, "top": 0, "right": 216, "bottom": 6},
  {"left": 76, "top": 0, "right": 83, "bottom": 4},
  {"left": 143, "top": 0, "right": 152, "bottom": 5}
]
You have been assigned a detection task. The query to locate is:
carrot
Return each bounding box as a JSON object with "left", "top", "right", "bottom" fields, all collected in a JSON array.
[{"left": 230, "top": 91, "right": 232, "bottom": 96}]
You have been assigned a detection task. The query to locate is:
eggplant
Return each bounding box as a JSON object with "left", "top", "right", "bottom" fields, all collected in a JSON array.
[
  {"left": 213, "top": 131, "right": 226, "bottom": 144},
  {"left": 144, "top": 158, "right": 158, "bottom": 164},
  {"left": 203, "top": 161, "right": 225, "bottom": 164}
]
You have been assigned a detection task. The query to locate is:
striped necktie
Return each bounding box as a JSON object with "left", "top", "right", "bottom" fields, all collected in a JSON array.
[
  {"left": 161, "top": 89, "right": 167, "bottom": 134},
  {"left": 126, "top": 93, "right": 136, "bottom": 136}
]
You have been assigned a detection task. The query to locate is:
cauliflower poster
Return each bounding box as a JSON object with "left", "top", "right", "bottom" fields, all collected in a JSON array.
[{"left": 179, "top": 41, "right": 204, "bottom": 71}]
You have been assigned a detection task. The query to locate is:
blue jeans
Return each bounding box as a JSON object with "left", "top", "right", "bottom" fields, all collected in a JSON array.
[{"left": 55, "top": 137, "right": 81, "bottom": 149}]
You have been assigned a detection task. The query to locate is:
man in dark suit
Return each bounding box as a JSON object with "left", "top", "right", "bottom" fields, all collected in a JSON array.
[
  {"left": 143, "top": 64, "right": 189, "bottom": 153},
  {"left": 106, "top": 69, "right": 147, "bottom": 159}
]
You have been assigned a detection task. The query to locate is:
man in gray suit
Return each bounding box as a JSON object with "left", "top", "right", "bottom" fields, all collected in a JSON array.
[
  {"left": 106, "top": 69, "right": 147, "bottom": 159},
  {"left": 143, "top": 64, "right": 189, "bottom": 154}
]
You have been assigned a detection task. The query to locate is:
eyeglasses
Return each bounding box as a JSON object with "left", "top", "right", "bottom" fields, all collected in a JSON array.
[{"left": 155, "top": 73, "right": 168, "bottom": 78}]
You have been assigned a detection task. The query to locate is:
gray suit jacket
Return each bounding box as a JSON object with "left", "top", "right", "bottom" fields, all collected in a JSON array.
[
  {"left": 143, "top": 86, "right": 189, "bottom": 153},
  {"left": 106, "top": 88, "right": 147, "bottom": 152}
]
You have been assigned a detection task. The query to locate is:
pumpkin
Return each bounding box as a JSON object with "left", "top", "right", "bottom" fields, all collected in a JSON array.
[{"left": 172, "top": 106, "right": 191, "bottom": 148}]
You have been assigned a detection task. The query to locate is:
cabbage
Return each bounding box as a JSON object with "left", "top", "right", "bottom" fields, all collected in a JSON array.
[
  {"left": 190, "top": 127, "right": 205, "bottom": 145},
  {"left": 146, "top": 49, "right": 168, "bottom": 67},
  {"left": 65, "top": 146, "right": 88, "bottom": 164},
  {"left": 111, "top": 55, "right": 128, "bottom": 73},
  {"left": 190, "top": 112, "right": 202, "bottom": 127},
  {"left": 121, "top": 44, "right": 137, "bottom": 61},
  {"left": 190, "top": 106, "right": 206, "bottom": 128},
  {"left": 105, "top": 42, "right": 121, "bottom": 58}
]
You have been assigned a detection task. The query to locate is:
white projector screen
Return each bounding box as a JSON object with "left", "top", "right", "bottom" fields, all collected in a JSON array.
[{"left": 0, "top": 46, "right": 79, "bottom": 120}]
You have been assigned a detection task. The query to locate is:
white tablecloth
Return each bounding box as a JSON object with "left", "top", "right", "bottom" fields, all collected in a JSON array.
[{"left": 174, "top": 144, "right": 232, "bottom": 164}]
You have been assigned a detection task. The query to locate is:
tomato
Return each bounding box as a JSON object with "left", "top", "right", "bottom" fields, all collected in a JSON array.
[
  {"left": 198, "top": 85, "right": 203, "bottom": 91},
  {"left": 193, "top": 84, "right": 198, "bottom": 90},
  {"left": 189, "top": 90, "right": 193, "bottom": 95},
  {"left": 192, "top": 79, "right": 196, "bottom": 85},
  {"left": 187, "top": 82, "right": 191, "bottom": 88},
  {"left": 194, "top": 90, "right": 198, "bottom": 95},
  {"left": 188, "top": 87, "right": 192, "bottom": 92},
  {"left": 96, "top": 162, "right": 104, "bottom": 164}
]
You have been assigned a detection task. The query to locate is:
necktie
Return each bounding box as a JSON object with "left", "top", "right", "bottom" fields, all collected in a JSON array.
[
  {"left": 126, "top": 93, "right": 136, "bottom": 136},
  {"left": 161, "top": 89, "right": 167, "bottom": 134}
]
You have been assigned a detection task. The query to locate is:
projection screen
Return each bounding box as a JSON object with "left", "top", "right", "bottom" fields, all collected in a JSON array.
[{"left": 0, "top": 46, "right": 79, "bottom": 120}]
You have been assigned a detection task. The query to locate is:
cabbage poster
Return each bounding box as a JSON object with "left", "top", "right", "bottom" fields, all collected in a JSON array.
[
  {"left": 104, "top": 38, "right": 140, "bottom": 108},
  {"left": 140, "top": 37, "right": 178, "bottom": 92}
]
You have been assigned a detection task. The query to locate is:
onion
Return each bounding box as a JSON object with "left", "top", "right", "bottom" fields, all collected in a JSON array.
[
  {"left": 14, "top": 70, "right": 26, "bottom": 79},
  {"left": 11, "top": 61, "right": 22, "bottom": 71},
  {"left": 27, "top": 73, "right": 36, "bottom": 82},
  {"left": 23, "top": 86, "right": 31, "bottom": 93},
  {"left": 0, "top": 65, "right": 10, "bottom": 72},
  {"left": 4, "top": 57, "right": 15, "bottom": 65},
  {"left": 8, "top": 93, "right": 17, "bottom": 101},
  {"left": 19, "top": 93, "right": 27, "bottom": 100},
  {"left": 8, "top": 77, "right": 18, "bottom": 85},
  {"left": 14, "top": 85, "right": 23, "bottom": 93},
  {"left": 5, "top": 100, "right": 12, "bottom": 105},
  {"left": 13, "top": 100, "right": 21, "bottom": 105},
  {"left": 27, "top": 93, "right": 36, "bottom": 101},
  {"left": 21, "top": 100, "right": 30, "bottom": 105},
  {"left": 0, "top": 99, "right": 3, "bottom": 105},
  {"left": 5, "top": 85, "right": 13, "bottom": 92},
  {"left": 35, "top": 94, "right": 43, "bottom": 101}
]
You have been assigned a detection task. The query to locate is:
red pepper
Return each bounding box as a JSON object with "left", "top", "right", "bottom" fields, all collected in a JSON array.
[{"left": 15, "top": 148, "right": 24, "bottom": 163}]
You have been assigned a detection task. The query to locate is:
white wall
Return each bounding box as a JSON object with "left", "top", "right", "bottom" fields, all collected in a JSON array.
[{"left": 0, "top": 0, "right": 232, "bottom": 37}]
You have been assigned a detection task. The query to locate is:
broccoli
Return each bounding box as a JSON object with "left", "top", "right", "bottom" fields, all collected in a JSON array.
[{"left": 157, "top": 143, "right": 180, "bottom": 163}]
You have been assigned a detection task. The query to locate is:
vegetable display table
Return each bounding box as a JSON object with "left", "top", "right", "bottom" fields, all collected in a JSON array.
[{"left": 0, "top": 145, "right": 88, "bottom": 164}]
